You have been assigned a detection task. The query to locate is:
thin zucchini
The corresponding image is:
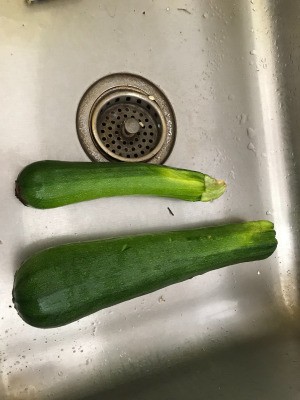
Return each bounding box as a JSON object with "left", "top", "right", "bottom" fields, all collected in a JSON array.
[
  {"left": 15, "top": 161, "right": 226, "bottom": 209},
  {"left": 13, "top": 220, "right": 277, "bottom": 328}
]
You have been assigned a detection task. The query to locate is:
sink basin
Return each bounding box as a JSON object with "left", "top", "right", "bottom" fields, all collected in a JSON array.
[{"left": 1, "top": 1, "right": 300, "bottom": 399}]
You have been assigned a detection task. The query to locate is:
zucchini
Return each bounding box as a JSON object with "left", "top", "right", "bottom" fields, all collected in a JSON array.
[
  {"left": 13, "top": 220, "right": 277, "bottom": 328},
  {"left": 15, "top": 161, "right": 226, "bottom": 209}
]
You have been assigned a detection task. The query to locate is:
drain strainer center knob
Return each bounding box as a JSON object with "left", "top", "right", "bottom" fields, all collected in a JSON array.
[{"left": 123, "top": 118, "right": 140, "bottom": 137}]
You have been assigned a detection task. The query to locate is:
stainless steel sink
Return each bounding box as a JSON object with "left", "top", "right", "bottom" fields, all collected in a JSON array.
[{"left": 1, "top": 1, "right": 300, "bottom": 399}]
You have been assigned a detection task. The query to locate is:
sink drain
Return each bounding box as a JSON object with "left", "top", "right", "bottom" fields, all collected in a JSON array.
[
  {"left": 91, "top": 91, "right": 166, "bottom": 162},
  {"left": 77, "top": 73, "right": 176, "bottom": 164}
]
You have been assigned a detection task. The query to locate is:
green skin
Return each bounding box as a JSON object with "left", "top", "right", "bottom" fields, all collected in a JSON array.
[
  {"left": 13, "top": 221, "right": 277, "bottom": 329},
  {"left": 15, "top": 161, "right": 226, "bottom": 208}
]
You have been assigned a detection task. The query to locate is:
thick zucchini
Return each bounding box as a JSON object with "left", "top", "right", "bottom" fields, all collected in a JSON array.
[
  {"left": 15, "top": 161, "right": 226, "bottom": 209},
  {"left": 13, "top": 220, "right": 277, "bottom": 328}
]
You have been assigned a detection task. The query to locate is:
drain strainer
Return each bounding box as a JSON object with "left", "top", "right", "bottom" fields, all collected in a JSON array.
[
  {"left": 91, "top": 91, "right": 166, "bottom": 162},
  {"left": 77, "top": 73, "right": 176, "bottom": 164}
]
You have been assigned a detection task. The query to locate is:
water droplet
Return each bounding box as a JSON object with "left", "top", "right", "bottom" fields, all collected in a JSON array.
[
  {"left": 122, "top": 244, "right": 130, "bottom": 252},
  {"left": 238, "top": 113, "right": 247, "bottom": 124},
  {"left": 203, "top": 12, "right": 209, "bottom": 18},
  {"left": 247, "top": 127, "right": 256, "bottom": 139},
  {"left": 266, "top": 210, "right": 272, "bottom": 216},
  {"left": 250, "top": 49, "right": 257, "bottom": 55},
  {"left": 158, "top": 295, "right": 166, "bottom": 303},
  {"left": 247, "top": 142, "right": 256, "bottom": 153}
]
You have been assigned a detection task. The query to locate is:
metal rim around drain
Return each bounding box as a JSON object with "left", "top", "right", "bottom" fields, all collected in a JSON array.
[{"left": 76, "top": 73, "right": 176, "bottom": 164}]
